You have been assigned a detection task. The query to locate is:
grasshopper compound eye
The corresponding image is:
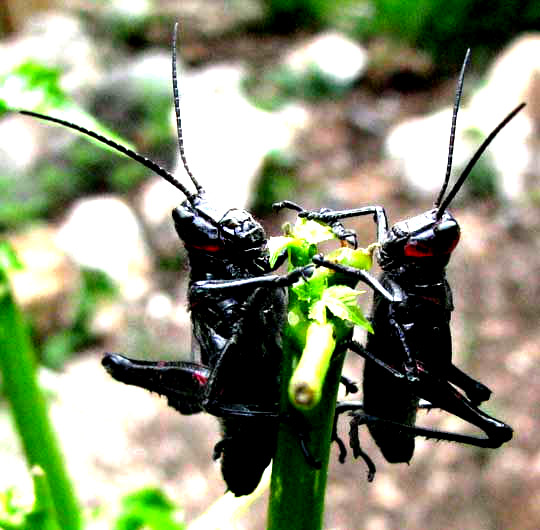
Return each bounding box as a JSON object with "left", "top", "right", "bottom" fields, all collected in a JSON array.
[{"left": 403, "top": 215, "right": 460, "bottom": 258}]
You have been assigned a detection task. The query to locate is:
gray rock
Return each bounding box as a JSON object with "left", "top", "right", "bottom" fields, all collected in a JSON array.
[
  {"left": 468, "top": 34, "right": 540, "bottom": 203},
  {"left": 56, "top": 196, "right": 153, "bottom": 300},
  {"left": 91, "top": 50, "right": 172, "bottom": 118},
  {"left": 8, "top": 226, "right": 80, "bottom": 337},
  {"left": 283, "top": 31, "right": 368, "bottom": 86},
  {"left": 173, "top": 0, "right": 264, "bottom": 37},
  {"left": 137, "top": 177, "right": 185, "bottom": 258},
  {"left": 386, "top": 34, "right": 540, "bottom": 204},
  {"left": 385, "top": 107, "right": 477, "bottom": 200}
]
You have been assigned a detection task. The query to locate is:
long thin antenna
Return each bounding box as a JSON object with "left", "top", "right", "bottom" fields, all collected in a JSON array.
[
  {"left": 19, "top": 110, "right": 194, "bottom": 198},
  {"left": 172, "top": 22, "right": 204, "bottom": 194},
  {"left": 436, "top": 102, "right": 526, "bottom": 217},
  {"left": 434, "top": 48, "right": 471, "bottom": 208}
]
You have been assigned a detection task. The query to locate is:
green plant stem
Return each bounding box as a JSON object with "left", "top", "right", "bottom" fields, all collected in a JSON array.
[
  {"left": 26, "top": 467, "right": 62, "bottom": 530},
  {"left": 267, "top": 335, "right": 346, "bottom": 530},
  {"left": 0, "top": 269, "right": 82, "bottom": 530}
]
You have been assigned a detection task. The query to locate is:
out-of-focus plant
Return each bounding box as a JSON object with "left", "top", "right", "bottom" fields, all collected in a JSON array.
[
  {"left": 0, "top": 243, "right": 189, "bottom": 529},
  {"left": 0, "top": 61, "right": 129, "bottom": 144},
  {"left": 0, "top": 241, "right": 82, "bottom": 529},
  {"left": 261, "top": 1, "right": 540, "bottom": 67},
  {"left": 460, "top": 127, "right": 497, "bottom": 198},
  {"left": 0, "top": 467, "right": 62, "bottom": 530},
  {"left": 0, "top": 59, "right": 169, "bottom": 229},
  {"left": 0, "top": 61, "right": 136, "bottom": 228},
  {"left": 251, "top": 150, "right": 299, "bottom": 216},
  {"left": 261, "top": 0, "right": 347, "bottom": 31},
  {"left": 112, "top": 488, "right": 186, "bottom": 530},
  {"left": 244, "top": 65, "right": 350, "bottom": 112},
  {"left": 343, "top": 0, "right": 540, "bottom": 66}
]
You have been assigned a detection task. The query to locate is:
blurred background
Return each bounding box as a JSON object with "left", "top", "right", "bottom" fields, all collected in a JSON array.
[{"left": 1, "top": 0, "right": 539, "bottom": 528}]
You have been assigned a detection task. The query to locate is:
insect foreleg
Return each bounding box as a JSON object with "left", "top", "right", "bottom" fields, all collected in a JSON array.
[
  {"left": 333, "top": 401, "right": 377, "bottom": 480},
  {"left": 272, "top": 201, "right": 359, "bottom": 248},
  {"left": 311, "top": 255, "right": 400, "bottom": 302},
  {"left": 191, "top": 265, "right": 313, "bottom": 298},
  {"left": 345, "top": 340, "right": 406, "bottom": 380},
  {"left": 295, "top": 205, "right": 389, "bottom": 244},
  {"left": 348, "top": 372, "right": 512, "bottom": 453}
]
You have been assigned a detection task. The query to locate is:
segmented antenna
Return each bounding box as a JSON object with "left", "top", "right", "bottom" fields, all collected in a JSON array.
[
  {"left": 19, "top": 110, "right": 194, "bottom": 198},
  {"left": 172, "top": 22, "right": 204, "bottom": 194},
  {"left": 436, "top": 102, "right": 526, "bottom": 217},
  {"left": 434, "top": 48, "right": 471, "bottom": 209}
]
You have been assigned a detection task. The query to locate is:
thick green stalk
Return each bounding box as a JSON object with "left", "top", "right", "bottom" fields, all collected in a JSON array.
[
  {"left": 0, "top": 268, "right": 82, "bottom": 530},
  {"left": 267, "top": 334, "right": 346, "bottom": 530}
]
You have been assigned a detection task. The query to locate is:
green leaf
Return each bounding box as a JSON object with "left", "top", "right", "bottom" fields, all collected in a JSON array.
[
  {"left": 321, "top": 286, "right": 361, "bottom": 320},
  {"left": 114, "top": 487, "right": 185, "bottom": 530},
  {"left": 0, "top": 241, "right": 24, "bottom": 274},
  {"left": 326, "top": 285, "right": 373, "bottom": 332},
  {"left": 292, "top": 271, "right": 327, "bottom": 302},
  {"left": 0, "top": 60, "right": 134, "bottom": 152},
  {"left": 0, "top": 61, "right": 66, "bottom": 110},
  {"left": 308, "top": 299, "right": 327, "bottom": 325},
  {"left": 267, "top": 236, "right": 294, "bottom": 267},
  {"left": 290, "top": 218, "right": 335, "bottom": 245},
  {"left": 339, "top": 303, "right": 373, "bottom": 333},
  {"left": 313, "top": 285, "right": 373, "bottom": 333},
  {"left": 325, "top": 246, "right": 373, "bottom": 271}
]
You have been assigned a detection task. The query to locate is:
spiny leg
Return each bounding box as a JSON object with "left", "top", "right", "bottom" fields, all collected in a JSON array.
[
  {"left": 191, "top": 265, "right": 313, "bottom": 298},
  {"left": 273, "top": 201, "right": 358, "bottom": 248},
  {"left": 345, "top": 340, "right": 406, "bottom": 380},
  {"left": 350, "top": 373, "right": 512, "bottom": 451},
  {"left": 281, "top": 411, "right": 322, "bottom": 469},
  {"left": 333, "top": 401, "right": 377, "bottom": 480},
  {"left": 297, "top": 205, "right": 389, "bottom": 245},
  {"left": 312, "top": 255, "right": 400, "bottom": 303}
]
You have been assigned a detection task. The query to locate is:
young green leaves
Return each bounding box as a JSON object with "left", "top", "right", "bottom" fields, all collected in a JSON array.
[{"left": 268, "top": 218, "right": 374, "bottom": 409}]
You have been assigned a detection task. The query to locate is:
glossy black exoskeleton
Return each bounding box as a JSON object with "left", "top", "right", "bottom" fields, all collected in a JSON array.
[
  {"left": 291, "top": 50, "right": 521, "bottom": 479},
  {"left": 20, "top": 24, "right": 319, "bottom": 496}
]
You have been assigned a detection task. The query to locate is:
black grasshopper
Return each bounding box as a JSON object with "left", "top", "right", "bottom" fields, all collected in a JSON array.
[
  {"left": 281, "top": 50, "right": 520, "bottom": 479},
  {"left": 19, "top": 24, "right": 332, "bottom": 496}
]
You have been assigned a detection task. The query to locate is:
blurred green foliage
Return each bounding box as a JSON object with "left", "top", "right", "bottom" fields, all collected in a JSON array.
[
  {"left": 0, "top": 245, "right": 187, "bottom": 529},
  {"left": 244, "top": 65, "right": 350, "bottom": 111},
  {"left": 112, "top": 488, "right": 186, "bottom": 530},
  {"left": 355, "top": 0, "right": 540, "bottom": 66},
  {"left": 0, "top": 61, "right": 65, "bottom": 110},
  {"left": 251, "top": 150, "right": 298, "bottom": 216},
  {"left": 0, "top": 59, "right": 173, "bottom": 229},
  {"left": 0, "top": 244, "right": 82, "bottom": 529},
  {"left": 262, "top": 0, "right": 342, "bottom": 30},
  {"left": 461, "top": 127, "right": 497, "bottom": 198},
  {"left": 262, "top": 0, "right": 540, "bottom": 67},
  {"left": 0, "top": 468, "right": 62, "bottom": 530}
]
